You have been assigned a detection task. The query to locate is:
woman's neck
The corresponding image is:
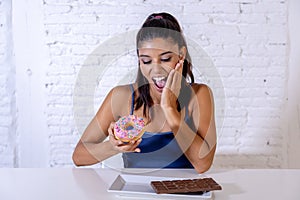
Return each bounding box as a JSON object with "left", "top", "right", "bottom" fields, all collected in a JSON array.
[{"left": 149, "top": 85, "right": 161, "bottom": 104}]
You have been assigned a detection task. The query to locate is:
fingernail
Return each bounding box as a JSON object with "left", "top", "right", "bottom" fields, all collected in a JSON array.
[{"left": 135, "top": 148, "right": 141, "bottom": 153}]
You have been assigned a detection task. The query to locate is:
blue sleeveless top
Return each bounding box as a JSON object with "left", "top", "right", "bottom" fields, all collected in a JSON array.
[{"left": 122, "top": 85, "right": 195, "bottom": 168}]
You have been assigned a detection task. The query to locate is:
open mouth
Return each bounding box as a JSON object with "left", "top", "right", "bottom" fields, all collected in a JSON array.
[{"left": 152, "top": 76, "right": 167, "bottom": 90}]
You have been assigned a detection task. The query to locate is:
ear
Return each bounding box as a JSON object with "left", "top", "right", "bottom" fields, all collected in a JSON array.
[{"left": 179, "top": 46, "right": 187, "bottom": 61}]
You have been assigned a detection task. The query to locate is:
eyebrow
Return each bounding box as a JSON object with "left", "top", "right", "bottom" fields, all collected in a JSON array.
[{"left": 139, "top": 51, "right": 173, "bottom": 57}]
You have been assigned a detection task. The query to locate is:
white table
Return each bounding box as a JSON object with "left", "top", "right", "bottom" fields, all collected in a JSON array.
[{"left": 0, "top": 168, "right": 299, "bottom": 200}]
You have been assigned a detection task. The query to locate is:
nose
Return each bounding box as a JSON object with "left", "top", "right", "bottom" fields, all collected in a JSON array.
[
  {"left": 150, "top": 58, "right": 162, "bottom": 70},
  {"left": 152, "top": 62, "right": 164, "bottom": 73},
  {"left": 152, "top": 62, "right": 162, "bottom": 70}
]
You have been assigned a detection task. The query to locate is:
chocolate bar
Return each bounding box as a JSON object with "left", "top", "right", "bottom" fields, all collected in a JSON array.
[{"left": 150, "top": 178, "right": 222, "bottom": 194}]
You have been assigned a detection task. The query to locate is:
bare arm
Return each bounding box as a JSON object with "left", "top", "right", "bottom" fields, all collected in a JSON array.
[
  {"left": 72, "top": 86, "right": 142, "bottom": 166},
  {"left": 161, "top": 60, "right": 216, "bottom": 173},
  {"left": 72, "top": 88, "right": 118, "bottom": 166},
  {"left": 163, "top": 84, "right": 216, "bottom": 173}
]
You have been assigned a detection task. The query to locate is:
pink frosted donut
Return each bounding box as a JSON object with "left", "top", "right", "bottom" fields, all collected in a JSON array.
[{"left": 114, "top": 115, "right": 146, "bottom": 142}]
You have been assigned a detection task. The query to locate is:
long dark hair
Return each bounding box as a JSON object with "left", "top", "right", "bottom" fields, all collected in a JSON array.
[{"left": 135, "top": 12, "right": 194, "bottom": 116}]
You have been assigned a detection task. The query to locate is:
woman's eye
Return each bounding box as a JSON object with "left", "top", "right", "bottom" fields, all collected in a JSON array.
[
  {"left": 142, "top": 60, "right": 151, "bottom": 64},
  {"left": 161, "top": 57, "right": 171, "bottom": 62}
]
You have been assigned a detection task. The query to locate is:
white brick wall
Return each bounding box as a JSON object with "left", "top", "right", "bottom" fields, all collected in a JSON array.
[
  {"left": 43, "top": 0, "right": 289, "bottom": 168},
  {"left": 1, "top": 0, "right": 299, "bottom": 169}
]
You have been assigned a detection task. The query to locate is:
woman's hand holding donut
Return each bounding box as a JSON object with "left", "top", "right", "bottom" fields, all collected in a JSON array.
[{"left": 108, "top": 122, "right": 142, "bottom": 153}]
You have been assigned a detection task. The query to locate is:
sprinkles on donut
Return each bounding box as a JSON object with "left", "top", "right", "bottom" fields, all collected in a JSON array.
[{"left": 114, "top": 115, "right": 146, "bottom": 142}]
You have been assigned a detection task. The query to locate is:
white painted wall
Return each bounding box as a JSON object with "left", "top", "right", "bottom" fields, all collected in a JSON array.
[
  {"left": 0, "top": 0, "right": 299, "bottom": 168},
  {"left": 286, "top": 0, "right": 300, "bottom": 168},
  {"left": 0, "top": 0, "right": 15, "bottom": 167},
  {"left": 12, "top": 0, "right": 49, "bottom": 167}
]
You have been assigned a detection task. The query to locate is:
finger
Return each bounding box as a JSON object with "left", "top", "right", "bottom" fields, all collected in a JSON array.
[
  {"left": 108, "top": 122, "right": 115, "bottom": 135},
  {"left": 128, "top": 138, "right": 141, "bottom": 149},
  {"left": 172, "top": 60, "right": 184, "bottom": 90},
  {"left": 134, "top": 148, "right": 141, "bottom": 153},
  {"left": 172, "top": 69, "right": 182, "bottom": 91},
  {"left": 109, "top": 122, "right": 115, "bottom": 130},
  {"left": 135, "top": 138, "right": 142, "bottom": 146},
  {"left": 173, "top": 60, "right": 183, "bottom": 85},
  {"left": 175, "top": 60, "right": 184, "bottom": 74},
  {"left": 120, "top": 138, "right": 142, "bottom": 152},
  {"left": 108, "top": 122, "right": 121, "bottom": 143},
  {"left": 133, "top": 139, "right": 142, "bottom": 152},
  {"left": 165, "top": 69, "right": 175, "bottom": 89},
  {"left": 179, "top": 59, "right": 184, "bottom": 74},
  {"left": 108, "top": 126, "right": 113, "bottom": 136},
  {"left": 118, "top": 143, "right": 137, "bottom": 152},
  {"left": 109, "top": 132, "right": 123, "bottom": 146}
]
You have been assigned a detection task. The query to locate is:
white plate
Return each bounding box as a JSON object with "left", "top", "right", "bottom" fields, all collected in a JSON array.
[{"left": 108, "top": 174, "right": 213, "bottom": 199}]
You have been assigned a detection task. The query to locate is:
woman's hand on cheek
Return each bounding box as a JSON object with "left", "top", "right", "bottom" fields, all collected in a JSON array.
[
  {"left": 161, "top": 60, "right": 184, "bottom": 110},
  {"left": 108, "top": 122, "right": 141, "bottom": 153}
]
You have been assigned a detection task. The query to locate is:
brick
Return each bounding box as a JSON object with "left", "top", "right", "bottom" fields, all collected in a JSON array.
[
  {"left": 240, "top": 1, "right": 287, "bottom": 14},
  {"left": 264, "top": 76, "right": 286, "bottom": 88},
  {"left": 220, "top": 155, "right": 282, "bottom": 168},
  {"left": 49, "top": 85, "right": 73, "bottom": 95},
  {"left": 181, "top": 14, "right": 209, "bottom": 24},
  {"left": 224, "top": 108, "right": 248, "bottom": 118},
  {"left": 44, "top": 5, "right": 72, "bottom": 15},
  {"left": 0, "top": 106, "right": 10, "bottom": 116},
  {"left": 222, "top": 117, "right": 247, "bottom": 128},
  {"left": 216, "top": 145, "right": 238, "bottom": 154},
  {"left": 0, "top": 115, "right": 12, "bottom": 126},
  {"left": 0, "top": 126, "right": 9, "bottom": 134},
  {"left": 46, "top": 105, "right": 73, "bottom": 115},
  {"left": 240, "top": 13, "right": 267, "bottom": 24},
  {"left": 49, "top": 56, "right": 75, "bottom": 66},
  {"left": 0, "top": 43, "right": 5, "bottom": 54},
  {"left": 85, "top": 0, "right": 120, "bottom": 5},
  {"left": 184, "top": 3, "right": 240, "bottom": 14},
  {"left": 75, "top": 5, "right": 125, "bottom": 15},
  {"left": 231, "top": 0, "right": 258, "bottom": 3},
  {"left": 218, "top": 67, "right": 243, "bottom": 77},
  {"left": 49, "top": 135, "right": 77, "bottom": 144},
  {"left": 71, "top": 44, "right": 96, "bottom": 55},
  {"left": 266, "top": 44, "right": 287, "bottom": 56},
  {"left": 48, "top": 45, "right": 69, "bottom": 56},
  {"left": 45, "top": 24, "right": 72, "bottom": 35},
  {"left": 267, "top": 156, "right": 282, "bottom": 168},
  {"left": 241, "top": 44, "right": 268, "bottom": 56},
  {"left": 266, "top": 13, "right": 287, "bottom": 24},
  {"left": 210, "top": 14, "right": 240, "bottom": 24},
  {"left": 71, "top": 24, "right": 109, "bottom": 36},
  {"left": 44, "top": 0, "right": 79, "bottom": 5},
  {"left": 238, "top": 24, "right": 269, "bottom": 36},
  {"left": 239, "top": 145, "right": 282, "bottom": 156},
  {"left": 44, "top": 14, "right": 96, "bottom": 24}
]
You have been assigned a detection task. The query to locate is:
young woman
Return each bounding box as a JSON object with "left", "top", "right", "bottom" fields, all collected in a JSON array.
[{"left": 72, "top": 12, "right": 217, "bottom": 173}]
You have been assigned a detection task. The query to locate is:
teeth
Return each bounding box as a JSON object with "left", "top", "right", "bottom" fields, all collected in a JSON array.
[{"left": 153, "top": 77, "right": 166, "bottom": 81}]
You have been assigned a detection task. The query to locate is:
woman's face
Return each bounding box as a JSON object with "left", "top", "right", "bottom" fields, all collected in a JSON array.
[{"left": 138, "top": 37, "right": 185, "bottom": 95}]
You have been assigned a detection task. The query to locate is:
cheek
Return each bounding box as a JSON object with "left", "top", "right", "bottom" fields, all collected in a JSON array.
[
  {"left": 139, "top": 65, "right": 150, "bottom": 78},
  {"left": 163, "top": 60, "right": 178, "bottom": 72}
]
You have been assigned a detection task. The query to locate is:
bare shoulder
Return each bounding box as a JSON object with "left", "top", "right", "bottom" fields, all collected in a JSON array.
[
  {"left": 102, "top": 84, "right": 133, "bottom": 117},
  {"left": 112, "top": 83, "right": 133, "bottom": 92},
  {"left": 190, "top": 83, "right": 214, "bottom": 99},
  {"left": 108, "top": 84, "right": 131, "bottom": 100},
  {"left": 188, "top": 83, "right": 214, "bottom": 112}
]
